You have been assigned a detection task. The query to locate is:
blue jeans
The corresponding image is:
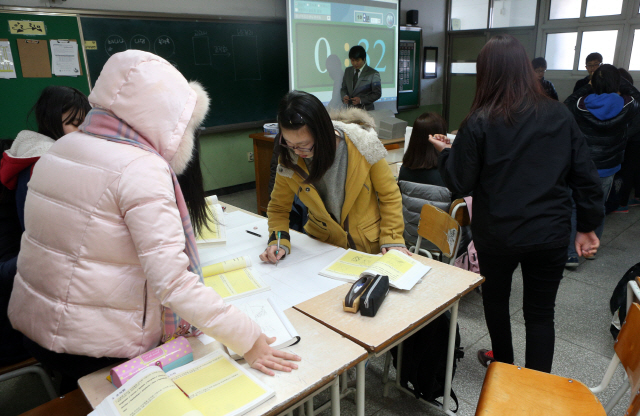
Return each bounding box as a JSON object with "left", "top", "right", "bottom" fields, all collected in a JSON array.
[{"left": 568, "top": 174, "right": 614, "bottom": 258}]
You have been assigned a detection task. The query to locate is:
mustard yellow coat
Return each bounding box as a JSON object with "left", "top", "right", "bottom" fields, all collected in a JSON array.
[{"left": 267, "top": 119, "right": 405, "bottom": 254}]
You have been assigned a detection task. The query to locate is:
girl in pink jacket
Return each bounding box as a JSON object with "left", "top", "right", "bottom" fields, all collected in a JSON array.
[{"left": 8, "top": 50, "right": 298, "bottom": 393}]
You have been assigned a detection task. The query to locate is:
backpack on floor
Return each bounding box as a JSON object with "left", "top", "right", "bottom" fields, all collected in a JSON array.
[
  {"left": 390, "top": 311, "right": 464, "bottom": 413},
  {"left": 609, "top": 262, "right": 640, "bottom": 339}
]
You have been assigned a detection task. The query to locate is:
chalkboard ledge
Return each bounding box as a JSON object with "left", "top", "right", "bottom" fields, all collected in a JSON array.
[{"left": 202, "top": 119, "right": 277, "bottom": 134}]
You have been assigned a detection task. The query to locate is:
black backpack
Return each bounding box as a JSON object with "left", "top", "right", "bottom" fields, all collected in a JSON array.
[
  {"left": 390, "top": 310, "right": 464, "bottom": 412},
  {"left": 609, "top": 262, "right": 640, "bottom": 339}
]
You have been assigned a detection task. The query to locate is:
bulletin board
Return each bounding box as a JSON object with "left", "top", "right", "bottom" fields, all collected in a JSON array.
[
  {"left": 0, "top": 12, "right": 90, "bottom": 140},
  {"left": 398, "top": 26, "right": 421, "bottom": 110}
]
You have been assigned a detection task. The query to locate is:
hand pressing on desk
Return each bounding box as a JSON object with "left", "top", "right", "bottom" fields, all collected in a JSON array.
[
  {"left": 244, "top": 333, "right": 301, "bottom": 376},
  {"left": 381, "top": 246, "right": 413, "bottom": 256},
  {"left": 259, "top": 245, "right": 286, "bottom": 264}
]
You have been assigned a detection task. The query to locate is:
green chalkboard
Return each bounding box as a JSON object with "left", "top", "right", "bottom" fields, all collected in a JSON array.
[
  {"left": 80, "top": 17, "right": 289, "bottom": 129},
  {"left": 0, "top": 12, "right": 90, "bottom": 140},
  {"left": 398, "top": 27, "right": 421, "bottom": 110}
]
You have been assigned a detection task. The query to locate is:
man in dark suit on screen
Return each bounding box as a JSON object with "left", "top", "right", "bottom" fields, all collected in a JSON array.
[{"left": 341, "top": 45, "right": 381, "bottom": 111}]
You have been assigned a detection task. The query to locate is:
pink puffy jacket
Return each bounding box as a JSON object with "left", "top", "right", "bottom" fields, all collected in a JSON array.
[{"left": 8, "top": 51, "right": 261, "bottom": 359}]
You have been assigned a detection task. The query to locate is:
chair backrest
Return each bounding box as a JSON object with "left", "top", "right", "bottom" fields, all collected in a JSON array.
[
  {"left": 416, "top": 204, "right": 461, "bottom": 261},
  {"left": 627, "top": 386, "right": 640, "bottom": 416},
  {"left": 449, "top": 198, "right": 470, "bottom": 226},
  {"left": 615, "top": 302, "right": 640, "bottom": 401}
]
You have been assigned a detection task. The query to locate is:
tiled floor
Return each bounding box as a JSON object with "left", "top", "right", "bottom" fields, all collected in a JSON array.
[{"left": 2, "top": 189, "right": 639, "bottom": 416}]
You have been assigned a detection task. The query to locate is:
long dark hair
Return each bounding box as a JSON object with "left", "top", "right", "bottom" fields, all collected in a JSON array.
[
  {"left": 277, "top": 91, "right": 336, "bottom": 184},
  {"left": 402, "top": 112, "right": 446, "bottom": 170},
  {"left": 464, "top": 35, "right": 545, "bottom": 128},
  {"left": 28, "top": 86, "right": 91, "bottom": 140},
  {"left": 177, "top": 131, "right": 212, "bottom": 237},
  {"left": 619, "top": 68, "right": 634, "bottom": 85},
  {"left": 592, "top": 64, "right": 620, "bottom": 95}
]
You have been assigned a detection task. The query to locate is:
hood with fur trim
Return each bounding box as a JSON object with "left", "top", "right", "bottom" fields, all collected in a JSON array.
[
  {"left": 88, "top": 50, "right": 209, "bottom": 174},
  {"left": 0, "top": 131, "right": 54, "bottom": 190}
]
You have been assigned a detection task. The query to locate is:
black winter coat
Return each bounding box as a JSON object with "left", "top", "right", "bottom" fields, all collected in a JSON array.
[
  {"left": 564, "top": 82, "right": 640, "bottom": 169},
  {"left": 438, "top": 99, "right": 603, "bottom": 254},
  {"left": 540, "top": 78, "right": 558, "bottom": 101}
]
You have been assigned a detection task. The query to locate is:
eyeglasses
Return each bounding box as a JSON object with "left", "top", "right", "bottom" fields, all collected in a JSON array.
[
  {"left": 586, "top": 63, "right": 602, "bottom": 69},
  {"left": 534, "top": 68, "right": 546, "bottom": 74},
  {"left": 280, "top": 134, "right": 315, "bottom": 152}
]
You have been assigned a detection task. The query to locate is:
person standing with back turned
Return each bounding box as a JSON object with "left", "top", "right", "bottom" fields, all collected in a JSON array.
[
  {"left": 429, "top": 35, "right": 603, "bottom": 373},
  {"left": 341, "top": 45, "right": 381, "bottom": 111}
]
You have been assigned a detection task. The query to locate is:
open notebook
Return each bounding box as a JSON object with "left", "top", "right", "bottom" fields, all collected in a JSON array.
[
  {"left": 319, "top": 249, "right": 430, "bottom": 290},
  {"left": 197, "top": 196, "right": 226, "bottom": 245},
  {"left": 90, "top": 350, "right": 274, "bottom": 416},
  {"left": 202, "top": 256, "right": 269, "bottom": 302}
]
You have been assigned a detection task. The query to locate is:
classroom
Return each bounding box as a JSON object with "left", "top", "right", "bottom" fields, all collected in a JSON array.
[{"left": 1, "top": 0, "right": 640, "bottom": 415}]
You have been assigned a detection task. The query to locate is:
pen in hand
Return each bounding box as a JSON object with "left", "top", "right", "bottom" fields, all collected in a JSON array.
[{"left": 276, "top": 231, "right": 281, "bottom": 267}]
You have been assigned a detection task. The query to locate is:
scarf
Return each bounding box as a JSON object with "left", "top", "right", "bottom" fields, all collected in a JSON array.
[{"left": 80, "top": 108, "right": 202, "bottom": 342}]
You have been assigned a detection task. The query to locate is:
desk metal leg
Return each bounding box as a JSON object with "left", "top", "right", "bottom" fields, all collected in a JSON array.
[
  {"left": 305, "top": 398, "right": 314, "bottom": 416},
  {"left": 356, "top": 360, "right": 365, "bottom": 416},
  {"left": 331, "top": 377, "right": 340, "bottom": 416},
  {"left": 382, "top": 352, "right": 391, "bottom": 397},
  {"left": 442, "top": 301, "right": 459, "bottom": 416}
]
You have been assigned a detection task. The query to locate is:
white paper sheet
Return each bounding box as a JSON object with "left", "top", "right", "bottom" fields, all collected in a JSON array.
[
  {"left": 50, "top": 40, "right": 80, "bottom": 76},
  {"left": 0, "top": 41, "right": 17, "bottom": 79}
]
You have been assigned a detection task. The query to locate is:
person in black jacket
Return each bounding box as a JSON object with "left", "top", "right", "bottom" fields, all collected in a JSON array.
[
  {"left": 398, "top": 112, "right": 447, "bottom": 187},
  {"left": 613, "top": 68, "right": 640, "bottom": 212},
  {"left": 573, "top": 52, "right": 602, "bottom": 93},
  {"left": 532, "top": 57, "right": 558, "bottom": 101},
  {"left": 564, "top": 65, "right": 640, "bottom": 266},
  {"left": 429, "top": 35, "right": 603, "bottom": 373}
]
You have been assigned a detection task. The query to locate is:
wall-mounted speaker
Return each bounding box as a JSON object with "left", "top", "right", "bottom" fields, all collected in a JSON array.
[{"left": 407, "top": 10, "right": 419, "bottom": 26}]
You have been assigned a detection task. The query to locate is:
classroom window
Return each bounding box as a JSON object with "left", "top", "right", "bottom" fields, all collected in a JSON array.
[
  {"left": 585, "top": 0, "right": 623, "bottom": 17},
  {"left": 451, "top": 62, "right": 477, "bottom": 74},
  {"left": 491, "top": 0, "right": 537, "bottom": 28},
  {"left": 450, "top": 0, "right": 489, "bottom": 30},
  {"left": 629, "top": 29, "right": 640, "bottom": 70},
  {"left": 545, "top": 32, "right": 578, "bottom": 70},
  {"left": 549, "top": 0, "right": 581, "bottom": 20},
  {"left": 578, "top": 30, "right": 618, "bottom": 67}
]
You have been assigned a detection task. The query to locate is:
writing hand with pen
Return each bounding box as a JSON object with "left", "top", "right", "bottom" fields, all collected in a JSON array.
[{"left": 259, "top": 231, "right": 286, "bottom": 265}]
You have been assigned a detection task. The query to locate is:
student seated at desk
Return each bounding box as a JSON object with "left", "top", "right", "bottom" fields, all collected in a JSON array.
[
  {"left": 398, "top": 112, "right": 447, "bottom": 187},
  {"left": 260, "top": 91, "right": 408, "bottom": 264},
  {"left": 0, "top": 86, "right": 91, "bottom": 366},
  {"left": 8, "top": 50, "right": 299, "bottom": 394}
]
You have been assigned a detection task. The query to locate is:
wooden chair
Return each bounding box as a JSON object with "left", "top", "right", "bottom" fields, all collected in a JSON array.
[
  {"left": 0, "top": 357, "right": 57, "bottom": 400},
  {"left": 19, "top": 389, "right": 92, "bottom": 416},
  {"left": 475, "top": 302, "right": 640, "bottom": 416},
  {"left": 449, "top": 198, "right": 470, "bottom": 227},
  {"left": 410, "top": 204, "right": 461, "bottom": 265}
]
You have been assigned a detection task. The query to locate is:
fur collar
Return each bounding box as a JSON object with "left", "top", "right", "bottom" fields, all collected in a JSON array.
[
  {"left": 7, "top": 131, "right": 55, "bottom": 159},
  {"left": 169, "top": 81, "right": 210, "bottom": 175}
]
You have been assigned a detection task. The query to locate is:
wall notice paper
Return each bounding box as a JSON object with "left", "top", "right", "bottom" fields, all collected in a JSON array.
[
  {"left": 16, "top": 39, "right": 51, "bottom": 78},
  {"left": 50, "top": 40, "right": 81, "bottom": 76},
  {"left": 319, "top": 249, "right": 431, "bottom": 290},
  {"left": 203, "top": 256, "right": 269, "bottom": 301},
  {"left": 0, "top": 41, "right": 17, "bottom": 79},
  {"left": 226, "top": 297, "right": 300, "bottom": 359},
  {"left": 9, "top": 20, "right": 46, "bottom": 35},
  {"left": 197, "top": 196, "right": 226, "bottom": 245},
  {"left": 89, "top": 350, "right": 274, "bottom": 416}
]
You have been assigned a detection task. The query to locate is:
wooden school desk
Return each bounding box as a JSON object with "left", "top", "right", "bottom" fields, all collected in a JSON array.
[
  {"left": 78, "top": 308, "right": 367, "bottom": 416},
  {"left": 294, "top": 257, "right": 483, "bottom": 416}
]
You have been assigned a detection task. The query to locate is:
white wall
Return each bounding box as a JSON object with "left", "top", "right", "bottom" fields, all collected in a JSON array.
[
  {"left": 0, "top": 0, "right": 285, "bottom": 19},
  {"left": 399, "top": 0, "right": 446, "bottom": 106}
]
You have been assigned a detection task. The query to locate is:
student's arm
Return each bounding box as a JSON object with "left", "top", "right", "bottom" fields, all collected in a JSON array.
[
  {"left": 118, "top": 155, "right": 262, "bottom": 355},
  {"left": 370, "top": 159, "right": 405, "bottom": 248},
  {"left": 437, "top": 120, "right": 483, "bottom": 195},
  {"left": 262, "top": 166, "right": 295, "bottom": 263},
  {"left": 564, "top": 83, "right": 592, "bottom": 113},
  {"left": 548, "top": 81, "right": 559, "bottom": 101},
  {"left": 359, "top": 71, "right": 382, "bottom": 105},
  {"left": 567, "top": 118, "right": 604, "bottom": 233},
  {"left": 619, "top": 77, "right": 640, "bottom": 119}
]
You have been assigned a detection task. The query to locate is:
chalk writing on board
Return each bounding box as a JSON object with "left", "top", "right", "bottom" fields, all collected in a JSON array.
[
  {"left": 236, "top": 29, "right": 254, "bottom": 36},
  {"left": 105, "top": 35, "right": 127, "bottom": 56},
  {"left": 193, "top": 36, "right": 212, "bottom": 66},
  {"left": 211, "top": 45, "right": 230, "bottom": 57},
  {"left": 194, "top": 30, "right": 208, "bottom": 37},
  {"left": 154, "top": 35, "right": 175, "bottom": 59},
  {"left": 130, "top": 34, "right": 151, "bottom": 52},
  {"left": 232, "top": 35, "right": 261, "bottom": 81}
]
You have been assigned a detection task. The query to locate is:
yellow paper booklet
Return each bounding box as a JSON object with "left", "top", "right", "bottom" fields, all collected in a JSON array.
[
  {"left": 89, "top": 350, "right": 274, "bottom": 416},
  {"left": 318, "top": 249, "right": 430, "bottom": 290},
  {"left": 203, "top": 256, "right": 270, "bottom": 301},
  {"left": 197, "top": 196, "right": 226, "bottom": 245}
]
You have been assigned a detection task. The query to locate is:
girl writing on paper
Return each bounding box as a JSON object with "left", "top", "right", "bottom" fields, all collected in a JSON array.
[
  {"left": 8, "top": 51, "right": 299, "bottom": 394},
  {"left": 429, "top": 35, "right": 603, "bottom": 373},
  {"left": 260, "top": 91, "right": 408, "bottom": 264},
  {"left": 1, "top": 86, "right": 91, "bottom": 367}
]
